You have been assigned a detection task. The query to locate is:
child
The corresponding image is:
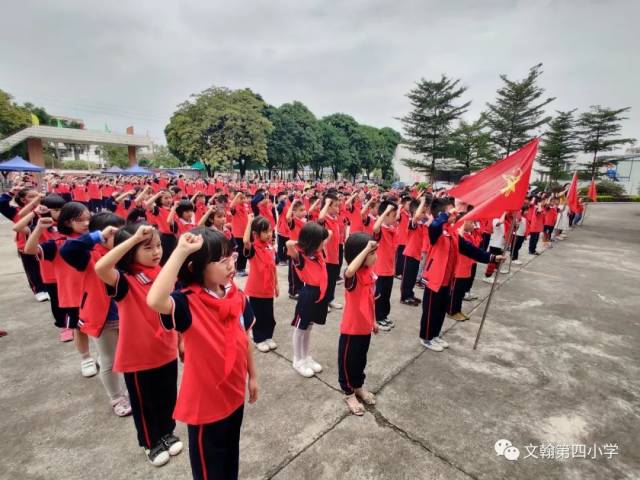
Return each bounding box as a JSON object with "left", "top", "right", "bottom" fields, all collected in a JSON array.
[
  {"left": 419, "top": 198, "right": 503, "bottom": 351},
  {"left": 447, "top": 219, "right": 481, "bottom": 321},
  {"left": 230, "top": 191, "right": 249, "bottom": 277},
  {"left": 94, "top": 223, "right": 182, "bottom": 467},
  {"left": 146, "top": 228, "right": 257, "bottom": 480},
  {"left": 199, "top": 205, "right": 233, "bottom": 239},
  {"left": 318, "top": 193, "right": 342, "bottom": 310},
  {"left": 243, "top": 214, "right": 279, "bottom": 353},
  {"left": 145, "top": 190, "right": 176, "bottom": 265},
  {"left": 394, "top": 195, "right": 412, "bottom": 278},
  {"left": 483, "top": 213, "right": 506, "bottom": 284},
  {"left": 275, "top": 192, "right": 291, "bottom": 265},
  {"left": 60, "top": 211, "right": 132, "bottom": 417},
  {"left": 400, "top": 196, "right": 428, "bottom": 307},
  {"left": 511, "top": 206, "right": 528, "bottom": 265},
  {"left": 372, "top": 201, "right": 398, "bottom": 332},
  {"left": 285, "top": 199, "right": 306, "bottom": 299},
  {"left": 286, "top": 222, "right": 330, "bottom": 378},
  {"left": 339, "top": 233, "right": 379, "bottom": 416},
  {"left": 169, "top": 200, "right": 196, "bottom": 237},
  {"left": 24, "top": 202, "right": 97, "bottom": 373},
  {"left": 527, "top": 198, "right": 544, "bottom": 255}
]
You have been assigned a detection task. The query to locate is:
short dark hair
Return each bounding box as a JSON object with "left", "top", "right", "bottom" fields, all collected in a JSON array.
[
  {"left": 89, "top": 211, "right": 125, "bottom": 232},
  {"left": 175, "top": 200, "right": 194, "bottom": 218},
  {"left": 251, "top": 216, "right": 271, "bottom": 236},
  {"left": 377, "top": 200, "right": 398, "bottom": 216},
  {"left": 58, "top": 202, "right": 89, "bottom": 235},
  {"left": 297, "top": 221, "right": 329, "bottom": 256},
  {"left": 344, "top": 232, "right": 373, "bottom": 264},
  {"left": 41, "top": 194, "right": 66, "bottom": 210},
  {"left": 429, "top": 197, "right": 451, "bottom": 217},
  {"left": 113, "top": 221, "right": 158, "bottom": 274},
  {"left": 178, "top": 227, "right": 234, "bottom": 285}
]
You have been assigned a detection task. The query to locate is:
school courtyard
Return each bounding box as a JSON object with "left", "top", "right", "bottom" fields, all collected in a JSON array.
[{"left": 1, "top": 202, "right": 638, "bottom": 480}]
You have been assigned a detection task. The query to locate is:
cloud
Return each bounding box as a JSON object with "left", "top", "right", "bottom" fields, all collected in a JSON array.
[{"left": 1, "top": 0, "right": 637, "bottom": 148}]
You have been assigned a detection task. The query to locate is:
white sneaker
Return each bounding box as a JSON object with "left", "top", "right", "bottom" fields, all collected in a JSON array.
[
  {"left": 512, "top": 259, "right": 523, "bottom": 265},
  {"left": 35, "top": 291, "right": 50, "bottom": 302},
  {"left": 293, "top": 360, "right": 315, "bottom": 378},
  {"left": 482, "top": 276, "right": 495, "bottom": 284},
  {"left": 144, "top": 445, "right": 170, "bottom": 467},
  {"left": 266, "top": 339, "right": 278, "bottom": 350},
  {"left": 420, "top": 339, "right": 444, "bottom": 352},
  {"left": 463, "top": 292, "right": 478, "bottom": 301},
  {"left": 255, "top": 341, "right": 270, "bottom": 353},
  {"left": 305, "top": 357, "right": 323, "bottom": 373},
  {"left": 329, "top": 301, "right": 343, "bottom": 310},
  {"left": 500, "top": 267, "right": 509, "bottom": 274},
  {"left": 81, "top": 358, "right": 98, "bottom": 377},
  {"left": 433, "top": 336, "right": 449, "bottom": 348}
]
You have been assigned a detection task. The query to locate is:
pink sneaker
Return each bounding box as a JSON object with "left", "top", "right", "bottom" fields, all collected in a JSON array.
[
  {"left": 59, "top": 328, "right": 74, "bottom": 342},
  {"left": 111, "top": 396, "right": 132, "bottom": 417}
]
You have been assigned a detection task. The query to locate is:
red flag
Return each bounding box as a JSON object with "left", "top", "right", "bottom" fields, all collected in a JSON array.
[
  {"left": 588, "top": 178, "right": 597, "bottom": 202},
  {"left": 566, "top": 171, "right": 579, "bottom": 213},
  {"left": 448, "top": 139, "right": 539, "bottom": 223}
]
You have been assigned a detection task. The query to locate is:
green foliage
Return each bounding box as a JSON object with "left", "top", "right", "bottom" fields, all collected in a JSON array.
[
  {"left": 578, "top": 180, "right": 625, "bottom": 197},
  {"left": 140, "top": 144, "right": 182, "bottom": 168},
  {"left": 400, "top": 75, "right": 471, "bottom": 180},
  {"left": 165, "top": 86, "right": 273, "bottom": 177},
  {"left": 577, "top": 106, "right": 636, "bottom": 178},
  {"left": 102, "top": 145, "right": 130, "bottom": 168},
  {"left": 266, "top": 101, "right": 319, "bottom": 177},
  {"left": 446, "top": 117, "right": 497, "bottom": 174},
  {"left": 0, "top": 89, "right": 30, "bottom": 137},
  {"left": 61, "top": 159, "right": 92, "bottom": 170},
  {"left": 484, "top": 63, "right": 555, "bottom": 156},
  {"left": 593, "top": 195, "right": 640, "bottom": 202},
  {"left": 317, "top": 113, "right": 358, "bottom": 180},
  {"left": 539, "top": 110, "right": 578, "bottom": 182}
]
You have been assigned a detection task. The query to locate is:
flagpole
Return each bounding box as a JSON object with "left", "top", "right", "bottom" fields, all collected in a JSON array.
[{"left": 473, "top": 216, "right": 517, "bottom": 350}]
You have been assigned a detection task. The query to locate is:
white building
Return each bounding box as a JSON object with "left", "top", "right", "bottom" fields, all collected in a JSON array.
[{"left": 391, "top": 144, "right": 430, "bottom": 184}]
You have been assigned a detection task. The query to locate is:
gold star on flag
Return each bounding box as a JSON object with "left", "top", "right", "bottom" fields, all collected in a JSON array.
[{"left": 500, "top": 169, "right": 522, "bottom": 197}]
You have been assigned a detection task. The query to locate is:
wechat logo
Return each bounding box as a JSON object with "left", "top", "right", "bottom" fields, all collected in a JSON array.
[{"left": 495, "top": 439, "right": 520, "bottom": 461}]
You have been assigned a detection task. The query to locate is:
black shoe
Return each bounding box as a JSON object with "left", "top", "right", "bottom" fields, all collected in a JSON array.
[
  {"left": 161, "top": 434, "right": 184, "bottom": 456},
  {"left": 289, "top": 293, "right": 299, "bottom": 300},
  {"left": 144, "top": 442, "right": 170, "bottom": 467}
]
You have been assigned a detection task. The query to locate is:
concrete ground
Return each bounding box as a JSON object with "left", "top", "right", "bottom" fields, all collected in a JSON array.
[{"left": 1, "top": 203, "right": 639, "bottom": 480}]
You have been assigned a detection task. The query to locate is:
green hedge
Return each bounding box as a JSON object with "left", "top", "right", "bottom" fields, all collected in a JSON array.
[{"left": 592, "top": 195, "right": 640, "bottom": 202}]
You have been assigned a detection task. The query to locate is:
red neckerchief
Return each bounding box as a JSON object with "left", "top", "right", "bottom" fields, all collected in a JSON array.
[
  {"left": 130, "top": 264, "right": 161, "bottom": 284},
  {"left": 188, "top": 282, "right": 245, "bottom": 385}
]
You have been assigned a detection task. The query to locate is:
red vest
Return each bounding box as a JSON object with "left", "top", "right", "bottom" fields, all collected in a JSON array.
[
  {"left": 341, "top": 267, "right": 376, "bottom": 335},
  {"left": 396, "top": 209, "right": 410, "bottom": 245},
  {"left": 39, "top": 228, "right": 62, "bottom": 283},
  {"left": 423, "top": 227, "right": 458, "bottom": 293},
  {"left": 294, "top": 250, "right": 328, "bottom": 301},
  {"left": 288, "top": 217, "right": 305, "bottom": 241},
  {"left": 373, "top": 224, "right": 397, "bottom": 277},
  {"left": 454, "top": 231, "right": 480, "bottom": 279},
  {"left": 322, "top": 215, "right": 340, "bottom": 265},
  {"left": 54, "top": 236, "right": 85, "bottom": 307},
  {"left": 78, "top": 245, "right": 111, "bottom": 337},
  {"left": 174, "top": 284, "right": 248, "bottom": 425},
  {"left": 113, "top": 266, "right": 178, "bottom": 373},
  {"left": 231, "top": 203, "right": 248, "bottom": 238},
  {"left": 403, "top": 222, "right": 425, "bottom": 261},
  {"left": 277, "top": 200, "right": 290, "bottom": 237},
  {"left": 244, "top": 239, "right": 276, "bottom": 298}
]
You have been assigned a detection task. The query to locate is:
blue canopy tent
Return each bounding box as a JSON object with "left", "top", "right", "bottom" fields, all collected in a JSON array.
[
  {"left": 103, "top": 166, "right": 123, "bottom": 174},
  {"left": 0, "top": 156, "right": 45, "bottom": 173},
  {"left": 122, "top": 164, "right": 153, "bottom": 175}
]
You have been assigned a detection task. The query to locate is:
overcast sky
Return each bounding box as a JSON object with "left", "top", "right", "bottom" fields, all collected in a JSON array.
[{"left": 1, "top": 0, "right": 638, "bottom": 150}]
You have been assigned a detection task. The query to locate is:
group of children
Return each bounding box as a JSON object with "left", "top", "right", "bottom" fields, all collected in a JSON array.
[{"left": 0, "top": 171, "right": 581, "bottom": 478}]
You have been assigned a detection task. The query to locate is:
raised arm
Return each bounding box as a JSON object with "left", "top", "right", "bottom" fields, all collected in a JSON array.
[
  {"left": 147, "top": 232, "right": 203, "bottom": 315},
  {"left": 344, "top": 240, "right": 377, "bottom": 278},
  {"left": 23, "top": 216, "right": 54, "bottom": 255},
  {"left": 243, "top": 213, "right": 254, "bottom": 246},
  {"left": 95, "top": 225, "right": 153, "bottom": 287}
]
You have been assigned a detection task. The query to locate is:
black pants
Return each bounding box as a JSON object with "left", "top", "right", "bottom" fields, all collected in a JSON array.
[
  {"left": 481, "top": 233, "right": 491, "bottom": 251},
  {"left": 288, "top": 258, "right": 303, "bottom": 296},
  {"left": 249, "top": 297, "right": 275, "bottom": 343},
  {"left": 338, "top": 334, "right": 371, "bottom": 395},
  {"left": 395, "top": 245, "right": 406, "bottom": 277},
  {"left": 123, "top": 359, "right": 178, "bottom": 449},
  {"left": 188, "top": 405, "right": 244, "bottom": 480},
  {"left": 512, "top": 235, "right": 525, "bottom": 260},
  {"left": 89, "top": 198, "right": 102, "bottom": 213},
  {"left": 338, "top": 244, "right": 344, "bottom": 271},
  {"left": 528, "top": 232, "right": 540, "bottom": 254},
  {"left": 448, "top": 277, "right": 470, "bottom": 314},
  {"left": 234, "top": 238, "right": 247, "bottom": 272},
  {"left": 467, "top": 264, "right": 477, "bottom": 293},
  {"left": 420, "top": 286, "right": 450, "bottom": 341},
  {"left": 160, "top": 233, "right": 177, "bottom": 266},
  {"left": 400, "top": 256, "right": 420, "bottom": 301},
  {"left": 375, "top": 275, "right": 393, "bottom": 322},
  {"left": 277, "top": 234, "right": 289, "bottom": 264},
  {"left": 325, "top": 263, "right": 340, "bottom": 304},
  {"left": 44, "top": 283, "right": 71, "bottom": 328},
  {"left": 18, "top": 251, "right": 45, "bottom": 294}
]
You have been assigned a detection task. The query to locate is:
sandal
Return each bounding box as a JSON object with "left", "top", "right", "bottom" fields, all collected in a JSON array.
[
  {"left": 344, "top": 394, "right": 365, "bottom": 416},
  {"left": 111, "top": 396, "right": 132, "bottom": 417},
  {"left": 355, "top": 388, "right": 376, "bottom": 406}
]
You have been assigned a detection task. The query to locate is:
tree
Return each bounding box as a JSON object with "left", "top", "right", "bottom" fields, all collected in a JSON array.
[
  {"left": 101, "top": 145, "right": 129, "bottom": 168},
  {"left": 577, "top": 106, "right": 635, "bottom": 179},
  {"left": 377, "top": 127, "right": 402, "bottom": 180},
  {"left": 318, "top": 114, "right": 358, "bottom": 180},
  {"left": 400, "top": 75, "right": 471, "bottom": 181},
  {"left": 484, "top": 63, "right": 555, "bottom": 156},
  {"left": 165, "top": 87, "right": 273, "bottom": 177},
  {"left": 538, "top": 110, "right": 579, "bottom": 183},
  {"left": 139, "top": 144, "right": 182, "bottom": 168},
  {"left": 350, "top": 125, "right": 379, "bottom": 180},
  {"left": 266, "top": 101, "right": 319, "bottom": 178},
  {"left": 446, "top": 118, "right": 497, "bottom": 174}
]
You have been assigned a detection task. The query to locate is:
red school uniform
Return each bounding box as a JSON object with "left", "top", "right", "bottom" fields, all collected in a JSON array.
[
  {"left": 40, "top": 235, "right": 85, "bottom": 308},
  {"left": 320, "top": 215, "right": 340, "bottom": 265},
  {"left": 543, "top": 207, "right": 558, "bottom": 227},
  {"left": 163, "top": 283, "right": 253, "bottom": 425},
  {"left": 341, "top": 267, "right": 377, "bottom": 335},
  {"left": 293, "top": 249, "right": 328, "bottom": 301},
  {"left": 454, "top": 231, "right": 481, "bottom": 279},
  {"left": 396, "top": 209, "right": 410, "bottom": 246},
  {"left": 287, "top": 216, "right": 305, "bottom": 241},
  {"left": 244, "top": 239, "right": 276, "bottom": 298},
  {"left": 38, "top": 227, "right": 63, "bottom": 284},
  {"left": 347, "top": 201, "right": 363, "bottom": 234},
  {"left": 230, "top": 203, "right": 248, "bottom": 239},
  {"left": 373, "top": 224, "right": 397, "bottom": 277},
  {"left": 109, "top": 266, "right": 177, "bottom": 373},
  {"left": 403, "top": 220, "right": 425, "bottom": 261}
]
